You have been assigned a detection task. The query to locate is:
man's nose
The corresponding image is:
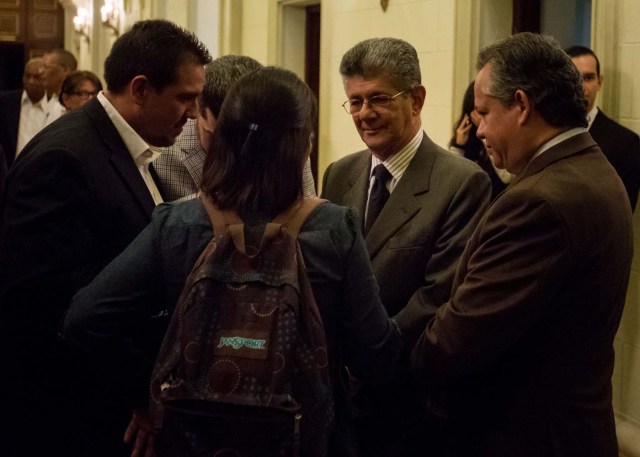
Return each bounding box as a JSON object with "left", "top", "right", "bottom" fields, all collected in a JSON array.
[{"left": 186, "top": 100, "right": 198, "bottom": 119}]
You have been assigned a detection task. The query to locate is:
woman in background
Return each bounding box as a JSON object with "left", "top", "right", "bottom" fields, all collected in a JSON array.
[
  {"left": 450, "top": 81, "right": 512, "bottom": 200},
  {"left": 60, "top": 70, "right": 102, "bottom": 111}
]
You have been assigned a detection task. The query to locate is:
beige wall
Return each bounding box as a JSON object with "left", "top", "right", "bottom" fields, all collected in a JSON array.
[
  {"left": 236, "top": 0, "right": 460, "bottom": 182},
  {"left": 593, "top": 0, "right": 640, "bottom": 454}
]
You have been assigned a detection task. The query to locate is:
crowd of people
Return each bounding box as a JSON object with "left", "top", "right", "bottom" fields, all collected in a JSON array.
[{"left": 0, "top": 19, "right": 637, "bottom": 457}]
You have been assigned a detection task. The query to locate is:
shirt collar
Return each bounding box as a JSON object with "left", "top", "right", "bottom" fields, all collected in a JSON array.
[
  {"left": 587, "top": 106, "right": 599, "bottom": 130},
  {"left": 21, "top": 91, "right": 46, "bottom": 109},
  {"left": 97, "top": 91, "right": 160, "bottom": 164},
  {"left": 531, "top": 127, "right": 587, "bottom": 162},
  {"left": 370, "top": 129, "right": 423, "bottom": 181}
]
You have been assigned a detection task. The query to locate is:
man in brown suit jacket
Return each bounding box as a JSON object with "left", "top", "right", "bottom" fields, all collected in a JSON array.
[{"left": 412, "top": 33, "right": 632, "bottom": 457}]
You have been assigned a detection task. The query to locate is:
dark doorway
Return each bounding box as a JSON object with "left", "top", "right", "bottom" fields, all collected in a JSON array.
[
  {"left": 512, "top": 0, "right": 541, "bottom": 34},
  {"left": 0, "top": 42, "right": 24, "bottom": 91},
  {"left": 0, "top": 0, "right": 64, "bottom": 91},
  {"left": 305, "top": 4, "right": 320, "bottom": 191}
]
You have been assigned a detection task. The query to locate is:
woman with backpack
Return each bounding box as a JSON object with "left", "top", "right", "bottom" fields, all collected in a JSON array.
[{"left": 63, "top": 66, "right": 405, "bottom": 457}]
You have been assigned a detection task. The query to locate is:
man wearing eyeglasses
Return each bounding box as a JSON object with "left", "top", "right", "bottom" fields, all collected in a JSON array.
[{"left": 321, "top": 37, "right": 491, "bottom": 457}]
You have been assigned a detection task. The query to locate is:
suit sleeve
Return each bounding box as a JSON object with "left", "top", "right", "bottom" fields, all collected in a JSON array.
[
  {"left": 617, "top": 132, "right": 640, "bottom": 211},
  {"left": 392, "top": 169, "right": 491, "bottom": 345},
  {"left": 0, "top": 147, "right": 94, "bottom": 343},
  {"left": 61, "top": 207, "right": 169, "bottom": 408},
  {"left": 411, "top": 189, "right": 569, "bottom": 383},
  {"left": 320, "top": 162, "right": 334, "bottom": 200}
]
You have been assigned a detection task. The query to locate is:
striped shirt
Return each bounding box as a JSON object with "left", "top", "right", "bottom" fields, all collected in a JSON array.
[{"left": 366, "top": 129, "right": 422, "bottom": 220}]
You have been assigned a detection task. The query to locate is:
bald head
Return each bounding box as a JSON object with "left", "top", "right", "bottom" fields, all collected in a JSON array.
[
  {"left": 23, "top": 57, "right": 44, "bottom": 102},
  {"left": 41, "top": 49, "right": 77, "bottom": 97}
]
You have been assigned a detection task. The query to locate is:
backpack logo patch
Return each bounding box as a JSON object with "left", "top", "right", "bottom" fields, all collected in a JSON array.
[{"left": 214, "top": 331, "right": 269, "bottom": 359}]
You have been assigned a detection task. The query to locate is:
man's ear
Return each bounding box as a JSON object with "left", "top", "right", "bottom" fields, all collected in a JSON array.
[
  {"left": 202, "top": 107, "right": 217, "bottom": 134},
  {"left": 130, "top": 75, "right": 150, "bottom": 105},
  {"left": 514, "top": 89, "right": 531, "bottom": 125},
  {"left": 410, "top": 85, "right": 426, "bottom": 115}
]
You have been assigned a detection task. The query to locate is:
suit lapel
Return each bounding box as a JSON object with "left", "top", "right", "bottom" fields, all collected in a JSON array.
[
  {"left": 341, "top": 152, "right": 371, "bottom": 227},
  {"left": 365, "top": 134, "right": 434, "bottom": 258},
  {"left": 83, "top": 99, "right": 156, "bottom": 219}
]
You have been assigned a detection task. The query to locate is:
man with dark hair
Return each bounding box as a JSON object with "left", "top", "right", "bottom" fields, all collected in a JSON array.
[
  {"left": 41, "top": 48, "right": 77, "bottom": 125},
  {"left": 322, "top": 37, "right": 491, "bottom": 456},
  {"left": 155, "top": 55, "right": 316, "bottom": 201},
  {"left": 565, "top": 45, "right": 640, "bottom": 211},
  {"left": 412, "top": 33, "right": 632, "bottom": 457},
  {"left": 0, "top": 57, "right": 46, "bottom": 167},
  {"left": 0, "top": 19, "right": 211, "bottom": 457}
]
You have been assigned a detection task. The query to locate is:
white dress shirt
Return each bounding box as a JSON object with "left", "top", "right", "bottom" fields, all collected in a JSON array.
[
  {"left": 97, "top": 92, "right": 164, "bottom": 205},
  {"left": 16, "top": 91, "right": 47, "bottom": 157},
  {"left": 44, "top": 93, "right": 65, "bottom": 126}
]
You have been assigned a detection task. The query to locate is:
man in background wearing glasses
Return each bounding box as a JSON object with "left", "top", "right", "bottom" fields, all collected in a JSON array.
[{"left": 321, "top": 37, "right": 491, "bottom": 457}]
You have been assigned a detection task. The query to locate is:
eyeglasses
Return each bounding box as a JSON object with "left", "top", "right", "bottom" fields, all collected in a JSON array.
[
  {"left": 342, "top": 90, "right": 410, "bottom": 114},
  {"left": 70, "top": 90, "right": 99, "bottom": 98}
]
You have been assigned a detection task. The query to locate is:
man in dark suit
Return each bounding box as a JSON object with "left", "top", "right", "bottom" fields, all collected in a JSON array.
[
  {"left": 412, "top": 33, "right": 632, "bottom": 457},
  {"left": 565, "top": 45, "right": 640, "bottom": 211},
  {"left": 0, "top": 57, "right": 46, "bottom": 168},
  {"left": 321, "top": 37, "right": 491, "bottom": 456},
  {"left": 0, "top": 20, "right": 211, "bottom": 457}
]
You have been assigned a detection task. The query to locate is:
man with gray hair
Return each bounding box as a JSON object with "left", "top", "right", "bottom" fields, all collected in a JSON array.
[
  {"left": 322, "top": 37, "right": 491, "bottom": 456},
  {"left": 155, "top": 55, "right": 317, "bottom": 200},
  {"left": 412, "top": 32, "right": 632, "bottom": 457}
]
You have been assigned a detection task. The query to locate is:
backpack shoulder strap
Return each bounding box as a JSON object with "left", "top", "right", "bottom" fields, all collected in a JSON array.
[
  {"left": 200, "top": 195, "right": 327, "bottom": 250},
  {"left": 277, "top": 197, "right": 328, "bottom": 238},
  {"left": 200, "top": 195, "right": 251, "bottom": 254}
]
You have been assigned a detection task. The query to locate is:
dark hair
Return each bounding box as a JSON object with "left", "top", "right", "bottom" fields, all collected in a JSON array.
[
  {"left": 200, "top": 66, "right": 316, "bottom": 216},
  {"left": 477, "top": 32, "right": 587, "bottom": 128},
  {"left": 45, "top": 49, "right": 77, "bottom": 71},
  {"left": 564, "top": 45, "right": 601, "bottom": 76},
  {"left": 199, "top": 55, "right": 262, "bottom": 119},
  {"left": 104, "top": 19, "right": 211, "bottom": 94},
  {"left": 60, "top": 71, "right": 103, "bottom": 108},
  {"left": 340, "top": 37, "right": 421, "bottom": 91},
  {"left": 449, "top": 81, "right": 483, "bottom": 161}
]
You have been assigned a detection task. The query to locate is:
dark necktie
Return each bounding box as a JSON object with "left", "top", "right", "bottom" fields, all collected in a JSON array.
[{"left": 365, "top": 164, "right": 391, "bottom": 234}]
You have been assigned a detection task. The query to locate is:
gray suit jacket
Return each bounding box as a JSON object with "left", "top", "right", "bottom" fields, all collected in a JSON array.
[
  {"left": 322, "top": 133, "right": 491, "bottom": 341},
  {"left": 412, "top": 132, "right": 632, "bottom": 457},
  {"left": 321, "top": 133, "right": 490, "bottom": 450}
]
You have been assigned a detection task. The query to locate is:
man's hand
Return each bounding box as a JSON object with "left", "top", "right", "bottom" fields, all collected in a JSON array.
[{"left": 124, "top": 409, "right": 156, "bottom": 457}]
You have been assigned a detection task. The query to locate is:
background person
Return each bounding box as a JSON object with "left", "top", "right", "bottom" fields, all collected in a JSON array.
[
  {"left": 0, "top": 57, "right": 46, "bottom": 167},
  {"left": 41, "top": 48, "right": 77, "bottom": 125},
  {"left": 565, "top": 45, "right": 640, "bottom": 211},
  {"left": 60, "top": 70, "right": 103, "bottom": 111},
  {"left": 450, "top": 80, "right": 512, "bottom": 200}
]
